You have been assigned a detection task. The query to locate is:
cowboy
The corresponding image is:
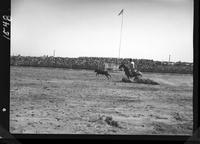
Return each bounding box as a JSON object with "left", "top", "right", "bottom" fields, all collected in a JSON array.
[{"left": 129, "top": 58, "right": 136, "bottom": 74}]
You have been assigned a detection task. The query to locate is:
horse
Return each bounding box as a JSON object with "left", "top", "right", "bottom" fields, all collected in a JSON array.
[
  {"left": 119, "top": 63, "right": 142, "bottom": 80},
  {"left": 94, "top": 69, "right": 111, "bottom": 79}
]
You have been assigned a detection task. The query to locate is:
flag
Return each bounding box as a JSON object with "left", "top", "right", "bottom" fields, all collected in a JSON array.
[{"left": 118, "top": 9, "right": 123, "bottom": 16}]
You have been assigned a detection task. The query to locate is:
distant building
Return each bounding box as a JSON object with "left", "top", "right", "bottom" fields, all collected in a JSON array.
[
  {"left": 184, "top": 62, "right": 193, "bottom": 66},
  {"left": 174, "top": 61, "right": 193, "bottom": 66},
  {"left": 168, "top": 62, "right": 175, "bottom": 65},
  {"left": 104, "top": 62, "right": 119, "bottom": 71},
  {"left": 161, "top": 61, "right": 175, "bottom": 66}
]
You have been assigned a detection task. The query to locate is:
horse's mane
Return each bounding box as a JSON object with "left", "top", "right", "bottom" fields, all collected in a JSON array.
[{"left": 119, "top": 63, "right": 129, "bottom": 70}]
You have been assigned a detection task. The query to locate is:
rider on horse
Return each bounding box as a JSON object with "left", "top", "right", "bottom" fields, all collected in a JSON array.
[
  {"left": 119, "top": 59, "right": 142, "bottom": 80},
  {"left": 129, "top": 59, "right": 136, "bottom": 74},
  {"left": 129, "top": 59, "right": 142, "bottom": 80}
]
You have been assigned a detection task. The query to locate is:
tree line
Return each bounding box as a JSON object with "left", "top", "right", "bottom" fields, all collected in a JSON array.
[{"left": 10, "top": 55, "right": 193, "bottom": 74}]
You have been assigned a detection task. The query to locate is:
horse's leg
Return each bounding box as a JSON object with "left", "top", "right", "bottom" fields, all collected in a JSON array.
[
  {"left": 106, "top": 75, "right": 109, "bottom": 80},
  {"left": 125, "top": 71, "right": 129, "bottom": 79},
  {"left": 127, "top": 71, "right": 130, "bottom": 79},
  {"left": 127, "top": 75, "right": 130, "bottom": 80},
  {"left": 108, "top": 74, "right": 111, "bottom": 78}
]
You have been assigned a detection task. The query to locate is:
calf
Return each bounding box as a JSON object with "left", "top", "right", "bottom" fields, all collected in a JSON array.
[{"left": 94, "top": 69, "right": 111, "bottom": 79}]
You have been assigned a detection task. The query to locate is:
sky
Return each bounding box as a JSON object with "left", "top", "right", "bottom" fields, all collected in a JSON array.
[{"left": 11, "top": 0, "right": 193, "bottom": 62}]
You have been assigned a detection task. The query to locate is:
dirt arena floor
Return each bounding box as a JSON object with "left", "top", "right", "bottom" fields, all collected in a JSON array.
[{"left": 10, "top": 66, "right": 193, "bottom": 135}]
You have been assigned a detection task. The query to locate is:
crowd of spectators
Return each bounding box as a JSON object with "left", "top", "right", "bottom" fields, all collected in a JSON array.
[{"left": 10, "top": 55, "right": 193, "bottom": 74}]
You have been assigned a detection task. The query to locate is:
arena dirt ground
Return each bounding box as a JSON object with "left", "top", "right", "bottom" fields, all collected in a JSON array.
[{"left": 10, "top": 66, "right": 193, "bottom": 135}]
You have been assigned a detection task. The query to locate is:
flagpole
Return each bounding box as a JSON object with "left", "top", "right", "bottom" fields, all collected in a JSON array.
[
  {"left": 169, "top": 54, "right": 171, "bottom": 62},
  {"left": 118, "top": 10, "right": 124, "bottom": 58},
  {"left": 53, "top": 50, "right": 55, "bottom": 57}
]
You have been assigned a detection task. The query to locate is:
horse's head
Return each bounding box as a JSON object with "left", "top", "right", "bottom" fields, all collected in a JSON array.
[
  {"left": 119, "top": 64, "right": 122, "bottom": 70},
  {"left": 119, "top": 63, "right": 125, "bottom": 70}
]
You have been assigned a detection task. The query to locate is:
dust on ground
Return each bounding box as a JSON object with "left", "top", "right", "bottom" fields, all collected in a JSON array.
[{"left": 10, "top": 66, "right": 193, "bottom": 135}]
